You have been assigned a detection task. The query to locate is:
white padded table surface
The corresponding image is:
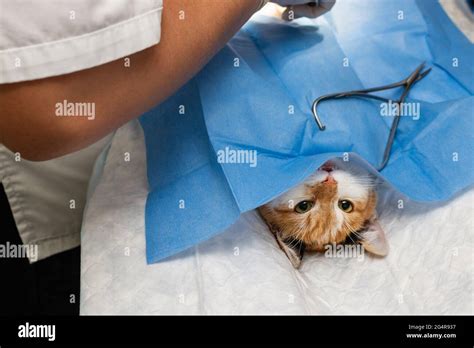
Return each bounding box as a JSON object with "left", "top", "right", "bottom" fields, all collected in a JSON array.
[{"left": 80, "top": 121, "right": 473, "bottom": 314}]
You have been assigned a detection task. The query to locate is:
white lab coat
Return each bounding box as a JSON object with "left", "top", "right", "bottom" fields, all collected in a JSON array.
[{"left": 0, "top": 0, "right": 163, "bottom": 261}]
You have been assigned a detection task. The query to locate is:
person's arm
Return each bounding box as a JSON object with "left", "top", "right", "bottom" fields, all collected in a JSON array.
[{"left": 0, "top": 0, "right": 263, "bottom": 161}]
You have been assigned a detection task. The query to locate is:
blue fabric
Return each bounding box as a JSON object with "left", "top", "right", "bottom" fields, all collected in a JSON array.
[{"left": 140, "top": 0, "right": 474, "bottom": 263}]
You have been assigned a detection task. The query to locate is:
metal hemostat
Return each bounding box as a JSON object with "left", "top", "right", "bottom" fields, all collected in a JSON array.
[{"left": 311, "top": 62, "right": 432, "bottom": 171}]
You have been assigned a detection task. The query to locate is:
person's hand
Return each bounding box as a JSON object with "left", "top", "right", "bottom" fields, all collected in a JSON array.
[{"left": 269, "top": 0, "right": 336, "bottom": 21}]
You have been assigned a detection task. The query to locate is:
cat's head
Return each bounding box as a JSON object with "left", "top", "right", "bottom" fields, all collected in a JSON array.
[{"left": 258, "top": 158, "right": 388, "bottom": 268}]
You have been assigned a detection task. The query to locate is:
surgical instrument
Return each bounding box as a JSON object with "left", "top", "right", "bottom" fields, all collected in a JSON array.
[{"left": 311, "top": 62, "right": 432, "bottom": 171}]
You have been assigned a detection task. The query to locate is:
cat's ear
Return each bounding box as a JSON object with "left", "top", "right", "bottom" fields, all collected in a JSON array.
[
  {"left": 359, "top": 218, "right": 388, "bottom": 256},
  {"left": 274, "top": 231, "right": 305, "bottom": 269}
]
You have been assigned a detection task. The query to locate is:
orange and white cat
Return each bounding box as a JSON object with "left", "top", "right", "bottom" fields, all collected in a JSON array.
[{"left": 258, "top": 158, "right": 388, "bottom": 268}]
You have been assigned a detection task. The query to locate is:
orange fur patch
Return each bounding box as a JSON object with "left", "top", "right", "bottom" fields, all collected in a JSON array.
[{"left": 258, "top": 182, "right": 377, "bottom": 252}]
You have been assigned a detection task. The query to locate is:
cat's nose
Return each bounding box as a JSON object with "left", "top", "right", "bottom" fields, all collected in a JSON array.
[
  {"left": 323, "top": 174, "right": 337, "bottom": 185},
  {"left": 320, "top": 162, "right": 334, "bottom": 172}
]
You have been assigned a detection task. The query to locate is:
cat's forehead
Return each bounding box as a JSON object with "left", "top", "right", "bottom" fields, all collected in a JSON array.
[
  {"left": 332, "top": 170, "right": 370, "bottom": 201},
  {"left": 270, "top": 168, "right": 371, "bottom": 207},
  {"left": 270, "top": 184, "right": 312, "bottom": 208}
]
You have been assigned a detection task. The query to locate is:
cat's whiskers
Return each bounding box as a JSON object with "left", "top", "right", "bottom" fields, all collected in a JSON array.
[
  {"left": 343, "top": 221, "right": 364, "bottom": 244},
  {"left": 351, "top": 180, "right": 375, "bottom": 188},
  {"left": 289, "top": 222, "right": 308, "bottom": 244},
  {"left": 342, "top": 220, "right": 361, "bottom": 244}
]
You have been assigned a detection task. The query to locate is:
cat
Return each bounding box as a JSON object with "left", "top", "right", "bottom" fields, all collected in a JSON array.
[{"left": 258, "top": 158, "right": 388, "bottom": 268}]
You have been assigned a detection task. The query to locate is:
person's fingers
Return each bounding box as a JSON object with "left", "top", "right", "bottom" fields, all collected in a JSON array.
[
  {"left": 272, "top": 0, "right": 316, "bottom": 6},
  {"left": 282, "top": 0, "right": 335, "bottom": 20}
]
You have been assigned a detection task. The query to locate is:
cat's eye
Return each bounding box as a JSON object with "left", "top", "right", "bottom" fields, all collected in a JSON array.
[
  {"left": 294, "top": 200, "right": 314, "bottom": 214},
  {"left": 338, "top": 199, "right": 353, "bottom": 213}
]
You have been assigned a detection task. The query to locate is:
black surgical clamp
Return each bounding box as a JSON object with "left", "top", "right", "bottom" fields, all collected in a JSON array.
[{"left": 311, "top": 62, "right": 431, "bottom": 171}]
